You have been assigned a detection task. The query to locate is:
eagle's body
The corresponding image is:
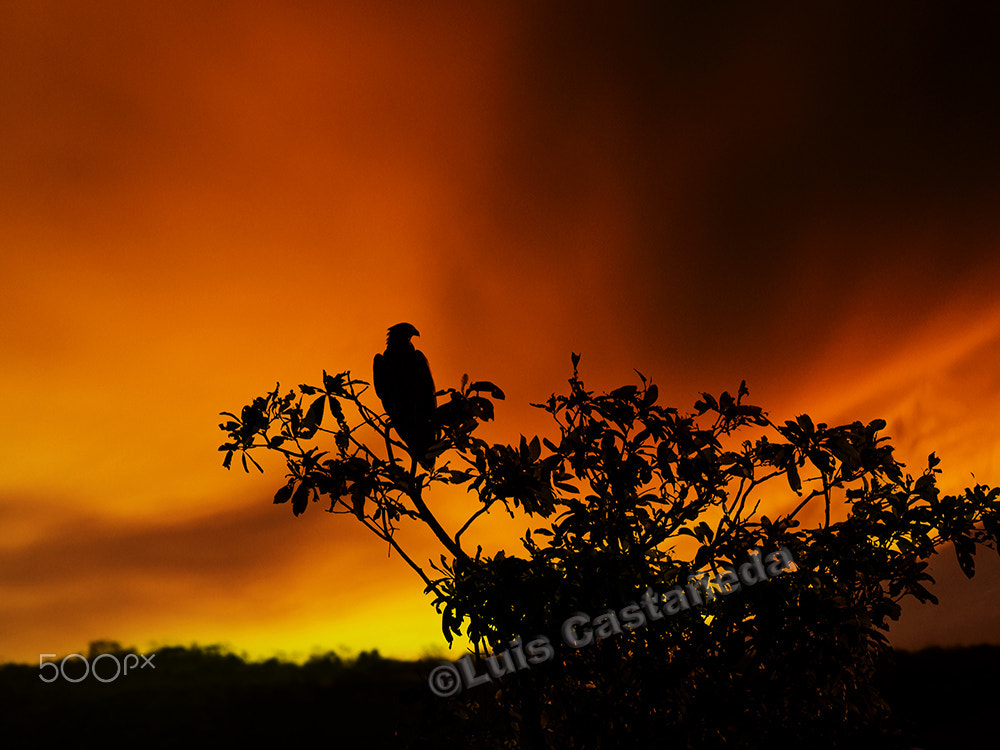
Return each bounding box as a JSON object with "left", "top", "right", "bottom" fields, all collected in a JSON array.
[{"left": 373, "top": 323, "right": 437, "bottom": 468}]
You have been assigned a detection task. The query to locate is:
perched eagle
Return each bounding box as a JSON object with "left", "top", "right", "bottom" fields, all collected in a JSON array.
[{"left": 373, "top": 323, "right": 437, "bottom": 469}]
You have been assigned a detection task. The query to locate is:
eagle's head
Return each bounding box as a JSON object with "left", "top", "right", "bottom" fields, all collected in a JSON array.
[{"left": 386, "top": 322, "right": 420, "bottom": 346}]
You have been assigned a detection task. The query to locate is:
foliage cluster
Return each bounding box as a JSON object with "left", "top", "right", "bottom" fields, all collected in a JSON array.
[{"left": 219, "top": 355, "right": 999, "bottom": 748}]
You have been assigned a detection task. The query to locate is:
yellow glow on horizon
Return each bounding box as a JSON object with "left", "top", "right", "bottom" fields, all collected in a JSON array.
[{"left": 2, "top": 1, "right": 999, "bottom": 667}]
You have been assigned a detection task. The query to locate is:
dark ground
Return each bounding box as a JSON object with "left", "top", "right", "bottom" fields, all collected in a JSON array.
[{"left": 2, "top": 643, "right": 996, "bottom": 748}]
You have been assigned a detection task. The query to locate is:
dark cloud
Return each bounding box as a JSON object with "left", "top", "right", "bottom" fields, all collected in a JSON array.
[
  {"left": 0, "top": 500, "right": 323, "bottom": 590},
  {"left": 437, "top": 0, "right": 1000, "bottom": 395}
]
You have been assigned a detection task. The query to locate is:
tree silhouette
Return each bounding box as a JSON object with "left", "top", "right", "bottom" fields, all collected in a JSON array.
[{"left": 218, "top": 350, "right": 1000, "bottom": 748}]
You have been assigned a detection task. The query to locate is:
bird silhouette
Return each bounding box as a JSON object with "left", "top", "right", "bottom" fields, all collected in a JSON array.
[{"left": 373, "top": 323, "right": 437, "bottom": 469}]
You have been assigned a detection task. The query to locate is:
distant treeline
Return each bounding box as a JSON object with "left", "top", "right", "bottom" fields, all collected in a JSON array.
[{"left": 2, "top": 643, "right": 997, "bottom": 748}]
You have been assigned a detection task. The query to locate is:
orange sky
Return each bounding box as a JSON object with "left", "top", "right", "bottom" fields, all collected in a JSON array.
[{"left": 2, "top": 1, "right": 1000, "bottom": 664}]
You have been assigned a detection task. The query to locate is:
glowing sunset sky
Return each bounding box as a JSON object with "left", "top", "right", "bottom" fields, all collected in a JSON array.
[{"left": 2, "top": 1, "right": 999, "bottom": 664}]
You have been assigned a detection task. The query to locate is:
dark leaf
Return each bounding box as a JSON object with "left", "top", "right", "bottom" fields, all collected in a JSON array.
[
  {"left": 528, "top": 435, "right": 541, "bottom": 463},
  {"left": 470, "top": 381, "right": 505, "bottom": 400},
  {"left": 352, "top": 486, "right": 365, "bottom": 520},
  {"left": 696, "top": 521, "right": 713, "bottom": 544},
  {"left": 470, "top": 397, "right": 494, "bottom": 421},
  {"left": 910, "top": 583, "right": 939, "bottom": 605},
  {"left": 610, "top": 385, "right": 638, "bottom": 401},
  {"left": 245, "top": 452, "right": 263, "bottom": 473},
  {"left": 301, "top": 396, "right": 325, "bottom": 436},
  {"left": 884, "top": 600, "right": 902, "bottom": 621},
  {"left": 955, "top": 535, "right": 976, "bottom": 578},
  {"left": 328, "top": 395, "right": 344, "bottom": 420},
  {"left": 786, "top": 462, "right": 802, "bottom": 493},
  {"left": 291, "top": 482, "right": 311, "bottom": 516},
  {"left": 274, "top": 483, "right": 294, "bottom": 504},
  {"left": 808, "top": 449, "right": 832, "bottom": 474},
  {"left": 323, "top": 370, "right": 347, "bottom": 396}
]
